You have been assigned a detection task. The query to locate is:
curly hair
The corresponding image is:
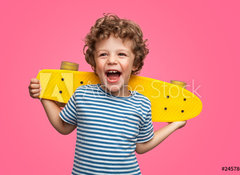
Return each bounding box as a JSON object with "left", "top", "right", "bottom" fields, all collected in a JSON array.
[{"left": 83, "top": 13, "right": 149, "bottom": 74}]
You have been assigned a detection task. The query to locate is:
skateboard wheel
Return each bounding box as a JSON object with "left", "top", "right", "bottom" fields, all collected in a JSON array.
[
  {"left": 170, "top": 80, "right": 186, "bottom": 88},
  {"left": 60, "top": 61, "right": 79, "bottom": 71}
]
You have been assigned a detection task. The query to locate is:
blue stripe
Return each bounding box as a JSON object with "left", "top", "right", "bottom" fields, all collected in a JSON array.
[
  {"left": 76, "top": 132, "right": 136, "bottom": 143},
  {"left": 60, "top": 112, "right": 75, "bottom": 125},
  {"left": 74, "top": 150, "right": 136, "bottom": 162},
  {"left": 78, "top": 117, "right": 139, "bottom": 130},
  {"left": 76, "top": 91, "right": 150, "bottom": 105},
  {"left": 78, "top": 113, "right": 140, "bottom": 126},
  {"left": 77, "top": 127, "right": 136, "bottom": 138},
  {"left": 74, "top": 161, "right": 139, "bottom": 171},
  {"left": 73, "top": 165, "right": 141, "bottom": 175},
  {"left": 76, "top": 121, "right": 137, "bottom": 134},
  {"left": 77, "top": 102, "right": 142, "bottom": 114},
  {"left": 78, "top": 111, "right": 141, "bottom": 124},
  {"left": 76, "top": 136, "right": 135, "bottom": 147},
  {"left": 77, "top": 107, "right": 141, "bottom": 118},
  {"left": 75, "top": 155, "right": 136, "bottom": 166},
  {"left": 75, "top": 147, "right": 134, "bottom": 158}
]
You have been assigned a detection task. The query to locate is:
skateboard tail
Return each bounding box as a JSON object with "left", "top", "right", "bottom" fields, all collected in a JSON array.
[{"left": 129, "top": 76, "right": 202, "bottom": 122}]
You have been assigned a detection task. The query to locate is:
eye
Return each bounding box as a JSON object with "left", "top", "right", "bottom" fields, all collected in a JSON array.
[
  {"left": 99, "top": 53, "right": 107, "bottom": 57},
  {"left": 118, "top": 53, "right": 127, "bottom": 56}
]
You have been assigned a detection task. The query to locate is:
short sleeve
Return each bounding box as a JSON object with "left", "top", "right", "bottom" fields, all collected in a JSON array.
[
  {"left": 59, "top": 92, "right": 77, "bottom": 125},
  {"left": 136, "top": 109, "right": 154, "bottom": 143}
]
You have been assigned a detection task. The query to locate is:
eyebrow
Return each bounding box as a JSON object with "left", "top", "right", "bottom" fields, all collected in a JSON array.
[{"left": 95, "top": 49, "right": 130, "bottom": 54}]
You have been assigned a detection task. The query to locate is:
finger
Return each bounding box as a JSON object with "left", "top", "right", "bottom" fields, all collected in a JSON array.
[
  {"left": 29, "top": 83, "right": 41, "bottom": 89},
  {"left": 30, "top": 78, "right": 40, "bottom": 84},
  {"left": 30, "top": 89, "right": 41, "bottom": 94},
  {"left": 32, "top": 93, "right": 40, "bottom": 98}
]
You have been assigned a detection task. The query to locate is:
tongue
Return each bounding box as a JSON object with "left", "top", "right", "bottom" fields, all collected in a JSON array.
[{"left": 108, "top": 73, "right": 120, "bottom": 81}]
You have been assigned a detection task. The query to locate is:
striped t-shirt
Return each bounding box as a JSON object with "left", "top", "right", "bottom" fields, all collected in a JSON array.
[{"left": 59, "top": 84, "right": 154, "bottom": 175}]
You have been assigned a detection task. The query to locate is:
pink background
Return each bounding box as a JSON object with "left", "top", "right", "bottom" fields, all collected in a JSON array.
[{"left": 1, "top": 0, "right": 239, "bottom": 174}]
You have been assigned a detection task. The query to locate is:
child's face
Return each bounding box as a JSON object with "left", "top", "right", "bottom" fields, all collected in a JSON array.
[{"left": 93, "top": 35, "right": 136, "bottom": 97}]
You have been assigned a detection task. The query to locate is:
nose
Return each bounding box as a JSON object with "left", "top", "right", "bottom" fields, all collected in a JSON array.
[{"left": 107, "top": 55, "right": 117, "bottom": 65}]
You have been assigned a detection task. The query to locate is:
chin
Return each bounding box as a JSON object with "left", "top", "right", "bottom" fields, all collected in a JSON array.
[{"left": 106, "top": 84, "right": 121, "bottom": 93}]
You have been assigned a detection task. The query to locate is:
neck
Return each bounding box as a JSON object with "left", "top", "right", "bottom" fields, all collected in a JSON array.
[{"left": 100, "top": 85, "right": 131, "bottom": 97}]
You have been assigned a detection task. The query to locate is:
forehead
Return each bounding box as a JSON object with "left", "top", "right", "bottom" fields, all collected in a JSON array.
[{"left": 95, "top": 35, "right": 133, "bottom": 51}]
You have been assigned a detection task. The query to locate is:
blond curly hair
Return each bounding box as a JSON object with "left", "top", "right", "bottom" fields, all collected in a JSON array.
[{"left": 83, "top": 13, "right": 149, "bottom": 74}]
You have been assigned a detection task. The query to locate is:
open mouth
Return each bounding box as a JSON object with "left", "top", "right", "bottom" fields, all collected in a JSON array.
[{"left": 105, "top": 70, "right": 122, "bottom": 83}]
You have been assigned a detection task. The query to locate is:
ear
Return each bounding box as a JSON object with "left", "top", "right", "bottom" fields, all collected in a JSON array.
[
  {"left": 132, "top": 65, "right": 138, "bottom": 73},
  {"left": 91, "top": 66, "right": 96, "bottom": 72},
  {"left": 91, "top": 66, "right": 99, "bottom": 76}
]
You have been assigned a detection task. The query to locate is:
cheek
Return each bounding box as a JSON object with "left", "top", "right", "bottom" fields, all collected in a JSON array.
[
  {"left": 95, "top": 66, "right": 102, "bottom": 75},
  {"left": 95, "top": 62, "right": 105, "bottom": 75},
  {"left": 123, "top": 60, "right": 134, "bottom": 72}
]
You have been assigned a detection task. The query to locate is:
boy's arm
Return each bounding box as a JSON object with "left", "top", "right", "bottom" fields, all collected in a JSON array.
[
  {"left": 135, "top": 121, "right": 186, "bottom": 154},
  {"left": 41, "top": 99, "right": 76, "bottom": 135},
  {"left": 29, "top": 78, "right": 76, "bottom": 135}
]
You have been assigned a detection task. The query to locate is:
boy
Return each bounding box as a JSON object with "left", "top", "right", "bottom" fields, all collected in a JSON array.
[{"left": 29, "top": 14, "right": 186, "bottom": 175}]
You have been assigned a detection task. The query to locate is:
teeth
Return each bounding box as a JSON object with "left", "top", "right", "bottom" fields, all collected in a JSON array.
[{"left": 108, "top": 70, "right": 118, "bottom": 73}]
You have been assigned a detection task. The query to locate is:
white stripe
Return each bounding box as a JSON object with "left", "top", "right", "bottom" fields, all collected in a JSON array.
[
  {"left": 76, "top": 133, "right": 136, "bottom": 144},
  {"left": 75, "top": 147, "right": 132, "bottom": 156},
  {"left": 79, "top": 115, "right": 139, "bottom": 127},
  {"left": 76, "top": 142, "right": 135, "bottom": 153},
  {"left": 77, "top": 138, "right": 135, "bottom": 149},
  {"left": 76, "top": 96, "right": 150, "bottom": 114},
  {"left": 75, "top": 150, "right": 136, "bottom": 161},
  {"left": 77, "top": 103, "right": 140, "bottom": 115},
  {"left": 76, "top": 96, "right": 142, "bottom": 110},
  {"left": 73, "top": 162, "right": 140, "bottom": 173},
  {"left": 75, "top": 121, "right": 138, "bottom": 135},
  {"left": 74, "top": 158, "right": 139, "bottom": 169},
  {"left": 78, "top": 111, "right": 140, "bottom": 125},
  {"left": 75, "top": 154, "right": 137, "bottom": 165}
]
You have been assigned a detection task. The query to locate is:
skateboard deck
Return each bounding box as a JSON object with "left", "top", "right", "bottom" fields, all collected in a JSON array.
[{"left": 36, "top": 68, "right": 202, "bottom": 122}]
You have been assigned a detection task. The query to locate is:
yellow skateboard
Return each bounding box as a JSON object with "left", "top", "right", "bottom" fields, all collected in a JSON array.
[{"left": 36, "top": 61, "right": 202, "bottom": 122}]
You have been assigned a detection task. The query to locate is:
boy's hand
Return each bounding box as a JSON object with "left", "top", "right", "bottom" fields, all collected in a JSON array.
[
  {"left": 28, "top": 78, "right": 41, "bottom": 99},
  {"left": 168, "top": 121, "right": 187, "bottom": 129},
  {"left": 136, "top": 120, "right": 187, "bottom": 154}
]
